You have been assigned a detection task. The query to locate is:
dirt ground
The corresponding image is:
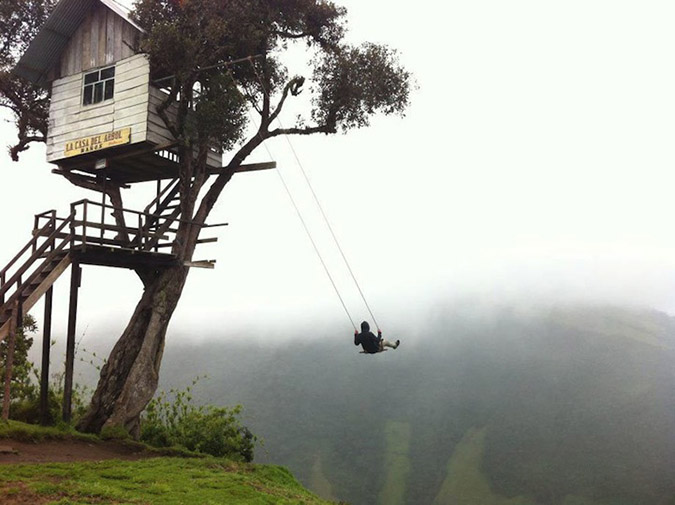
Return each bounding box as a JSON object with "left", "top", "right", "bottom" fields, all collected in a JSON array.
[
  {"left": 0, "top": 438, "right": 154, "bottom": 465},
  {"left": 0, "top": 439, "right": 160, "bottom": 505}
]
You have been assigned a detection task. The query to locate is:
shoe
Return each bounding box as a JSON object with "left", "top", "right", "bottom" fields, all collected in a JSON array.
[{"left": 395, "top": 340, "right": 400, "bottom": 349}]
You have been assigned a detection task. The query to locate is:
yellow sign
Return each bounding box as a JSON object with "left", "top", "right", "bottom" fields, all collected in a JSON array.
[{"left": 64, "top": 128, "right": 131, "bottom": 157}]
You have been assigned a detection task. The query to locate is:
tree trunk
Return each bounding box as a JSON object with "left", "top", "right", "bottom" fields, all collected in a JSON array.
[{"left": 76, "top": 264, "right": 188, "bottom": 436}]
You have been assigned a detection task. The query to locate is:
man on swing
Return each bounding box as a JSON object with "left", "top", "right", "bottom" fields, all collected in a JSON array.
[{"left": 354, "top": 321, "right": 400, "bottom": 354}]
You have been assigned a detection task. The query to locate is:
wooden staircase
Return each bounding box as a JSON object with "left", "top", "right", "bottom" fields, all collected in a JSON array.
[
  {"left": 0, "top": 212, "right": 74, "bottom": 342},
  {"left": 141, "top": 178, "right": 182, "bottom": 252},
  {"left": 0, "top": 193, "right": 221, "bottom": 343}
]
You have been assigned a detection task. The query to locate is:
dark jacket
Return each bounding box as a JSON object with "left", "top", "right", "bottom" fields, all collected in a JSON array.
[{"left": 354, "top": 321, "right": 381, "bottom": 353}]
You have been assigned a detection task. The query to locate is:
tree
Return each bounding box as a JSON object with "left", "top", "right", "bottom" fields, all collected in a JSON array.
[
  {"left": 2, "top": 0, "right": 412, "bottom": 435},
  {"left": 0, "top": 0, "right": 54, "bottom": 160}
]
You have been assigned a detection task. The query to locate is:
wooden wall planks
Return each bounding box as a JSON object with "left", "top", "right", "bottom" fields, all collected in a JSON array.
[
  {"left": 59, "top": 2, "right": 138, "bottom": 79},
  {"left": 47, "top": 54, "right": 150, "bottom": 162}
]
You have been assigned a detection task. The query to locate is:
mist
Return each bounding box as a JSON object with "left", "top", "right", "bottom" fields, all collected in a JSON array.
[
  {"left": 32, "top": 296, "right": 675, "bottom": 505},
  {"left": 150, "top": 302, "right": 674, "bottom": 505}
]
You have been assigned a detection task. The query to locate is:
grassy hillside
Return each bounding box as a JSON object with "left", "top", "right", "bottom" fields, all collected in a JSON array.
[
  {"left": 0, "top": 456, "right": 337, "bottom": 504},
  {"left": 0, "top": 422, "right": 338, "bottom": 505}
]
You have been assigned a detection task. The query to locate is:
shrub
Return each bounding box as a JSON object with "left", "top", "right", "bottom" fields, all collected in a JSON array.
[
  {"left": 0, "top": 315, "right": 39, "bottom": 406},
  {"left": 140, "top": 381, "right": 257, "bottom": 461}
]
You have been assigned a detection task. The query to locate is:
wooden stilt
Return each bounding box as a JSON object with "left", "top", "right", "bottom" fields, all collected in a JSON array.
[
  {"left": 62, "top": 263, "right": 81, "bottom": 423},
  {"left": 2, "top": 301, "right": 22, "bottom": 421},
  {"left": 40, "top": 286, "right": 53, "bottom": 425}
]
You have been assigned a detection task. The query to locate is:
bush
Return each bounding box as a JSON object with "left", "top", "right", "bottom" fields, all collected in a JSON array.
[
  {"left": 140, "top": 381, "right": 257, "bottom": 461},
  {"left": 0, "top": 315, "right": 39, "bottom": 407}
]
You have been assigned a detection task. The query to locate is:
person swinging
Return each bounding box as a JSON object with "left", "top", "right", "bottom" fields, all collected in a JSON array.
[{"left": 354, "top": 321, "right": 400, "bottom": 354}]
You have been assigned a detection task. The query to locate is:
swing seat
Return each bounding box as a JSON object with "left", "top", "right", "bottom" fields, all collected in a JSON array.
[{"left": 359, "top": 349, "right": 387, "bottom": 354}]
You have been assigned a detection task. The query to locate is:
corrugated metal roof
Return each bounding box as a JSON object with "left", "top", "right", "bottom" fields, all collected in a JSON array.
[{"left": 14, "top": 0, "right": 143, "bottom": 86}]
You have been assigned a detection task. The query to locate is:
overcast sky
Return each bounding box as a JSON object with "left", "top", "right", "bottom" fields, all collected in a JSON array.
[{"left": 2, "top": 0, "right": 675, "bottom": 345}]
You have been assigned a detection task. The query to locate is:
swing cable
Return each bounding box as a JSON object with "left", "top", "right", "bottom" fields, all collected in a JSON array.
[
  {"left": 225, "top": 63, "right": 358, "bottom": 332},
  {"left": 247, "top": 58, "right": 381, "bottom": 332}
]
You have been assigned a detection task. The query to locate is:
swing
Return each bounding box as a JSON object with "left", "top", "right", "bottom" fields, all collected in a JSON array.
[{"left": 246, "top": 59, "right": 388, "bottom": 350}]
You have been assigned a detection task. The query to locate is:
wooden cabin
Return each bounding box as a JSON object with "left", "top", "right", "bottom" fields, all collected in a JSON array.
[{"left": 15, "top": 0, "right": 221, "bottom": 184}]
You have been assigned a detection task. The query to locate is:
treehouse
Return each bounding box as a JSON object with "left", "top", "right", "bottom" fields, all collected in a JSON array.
[
  {"left": 2, "top": 0, "right": 274, "bottom": 423},
  {"left": 14, "top": 0, "right": 223, "bottom": 184}
]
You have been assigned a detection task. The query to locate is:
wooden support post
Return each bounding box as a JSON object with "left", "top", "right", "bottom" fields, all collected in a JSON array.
[
  {"left": 2, "top": 301, "right": 22, "bottom": 421},
  {"left": 40, "top": 286, "right": 53, "bottom": 425},
  {"left": 62, "top": 263, "right": 81, "bottom": 423}
]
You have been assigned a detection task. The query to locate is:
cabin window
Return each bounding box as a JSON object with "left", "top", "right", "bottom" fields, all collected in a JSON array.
[{"left": 82, "top": 66, "right": 115, "bottom": 106}]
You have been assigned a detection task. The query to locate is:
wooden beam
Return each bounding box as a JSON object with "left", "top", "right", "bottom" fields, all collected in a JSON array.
[
  {"left": 62, "top": 263, "right": 81, "bottom": 423},
  {"left": 228, "top": 161, "right": 277, "bottom": 174},
  {"left": 40, "top": 287, "right": 53, "bottom": 425},
  {"left": 24, "top": 255, "right": 72, "bottom": 312},
  {"left": 52, "top": 169, "right": 131, "bottom": 190},
  {"left": 184, "top": 260, "right": 216, "bottom": 269}
]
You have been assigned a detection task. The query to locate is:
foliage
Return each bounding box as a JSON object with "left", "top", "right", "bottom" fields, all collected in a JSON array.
[
  {"left": 9, "top": 377, "right": 91, "bottom": 426},
  {"left": 125, "top": 0, "right": 413, "bottom": 241},
  {"left": 0, "top": 315, "right": 92, "bottom": 425},
  {"left": 131, "top": 0, "right": 411, "bottom": 152},
  {"left": 0, "top": 458, "right": 335, "bottom": 505},
  {"left": 0, "top": 314, "right": 38, "bottom": 406},
  {"left": 141, "top": 380, "right": 257, "bottom": 461},
  {"left": 0, "top": 0, "right": 54, "bottom": 160}
]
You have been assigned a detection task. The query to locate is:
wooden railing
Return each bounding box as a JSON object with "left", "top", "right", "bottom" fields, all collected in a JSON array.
[
  {"left": 1, "top": 199, "right": 225, "bottom": 311},
  {"left": 0, "top": 210, "right": 74, "bottom": 307},
  {"left": 35, "top": 199, "right": 224, "bottom": 252}
]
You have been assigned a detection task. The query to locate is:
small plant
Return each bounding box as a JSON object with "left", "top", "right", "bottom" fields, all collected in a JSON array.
[
  {"left": 141, "top": 378, "right": 257, "bottom": 461},
  {"left": 100, "top": 424, "right": 131, "bottom": 441}
]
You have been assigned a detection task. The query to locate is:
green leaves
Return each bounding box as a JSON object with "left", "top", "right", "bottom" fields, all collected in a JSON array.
[
  {"left": 312, "top": 42, "right": 412, "bottom": 132},
  {"left": 140, "top": 379, "right": 257, "bottom": 461},
  {"left": 0, "top": 315, "right": 39, "bottom": 408},
  {"left": 0, "top": 0, "right": 53, "bottom": 161},
  {"left": 132, "top": 0, "right": 411, "bottom": 151}
]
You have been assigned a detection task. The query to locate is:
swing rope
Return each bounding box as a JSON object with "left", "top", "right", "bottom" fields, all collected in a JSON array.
[
  {"left": 246, "top": 58, "right": 381, "bottom": 331},
  {"left": 225, "top": 63, "right": 358, "bottom": 332},
  {"left": 264, "top": 141, "right": 358, "bottom": 332}
]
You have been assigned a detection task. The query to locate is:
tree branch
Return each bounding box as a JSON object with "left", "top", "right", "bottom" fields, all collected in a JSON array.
[
  {"left": 272, "top": 30, "right": 310, "bottom": 39},
  {"left": 9, "top": 135, "right": 44, "bottom": 162},
  {"left": 190, "top": 130, "right": 267, "bottom": 245},
  {"left": 156, "top": 82, "right": 180, "bottom": 139},
  {"left": 268, "top": 124, "right": 334, "bottom": 137},
  {"left": 269, "top": 76, "right": 305, "bottom": 124}
]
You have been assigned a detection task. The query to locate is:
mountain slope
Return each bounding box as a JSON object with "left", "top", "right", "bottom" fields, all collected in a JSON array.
[{"left": 158, "top": 305, "right": 675, "bottom": 505}]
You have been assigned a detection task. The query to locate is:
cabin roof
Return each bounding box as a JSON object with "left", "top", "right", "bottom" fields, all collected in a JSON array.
[{"left": 14, "top": 0, "right": 143, "bottom": 86}]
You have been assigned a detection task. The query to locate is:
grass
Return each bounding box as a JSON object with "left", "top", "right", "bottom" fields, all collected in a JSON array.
[
  {"left": 0, "top": 420, "right": 202, "bottom": 459},
  {"left": 432, "top": 427, "right": 532, "bottom": 505},
  {"left": 0, "top": 455, "right": 337, "bottom": 504},
  {"left": 376, "top": 421, "right": 411, "bottom": 505},
  {"left": 0, "top": 420, "right": 337, "bottom": 504},
  {"left": 0, "top": 419, "right": 99, "bottom": 444}
]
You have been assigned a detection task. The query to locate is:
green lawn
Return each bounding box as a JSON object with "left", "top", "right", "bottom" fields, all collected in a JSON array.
[{"left": 0, "top": 457, "right": 337, "bottom": 505}]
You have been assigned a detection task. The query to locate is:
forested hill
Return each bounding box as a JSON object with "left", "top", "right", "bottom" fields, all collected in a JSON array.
[{"left": 158, "top": 305, "right": 675, "bottom": 505}]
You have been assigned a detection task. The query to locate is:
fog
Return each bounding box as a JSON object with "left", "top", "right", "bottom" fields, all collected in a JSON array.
[
  {"left": 4, "top": 0, "right": 675, "bottom": 346},
  {"left": 3, "top": 1, "right": 675, "bottom": 503},
  {"left": 83, "top": 303, "right": 674, "bottom": 505}
]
